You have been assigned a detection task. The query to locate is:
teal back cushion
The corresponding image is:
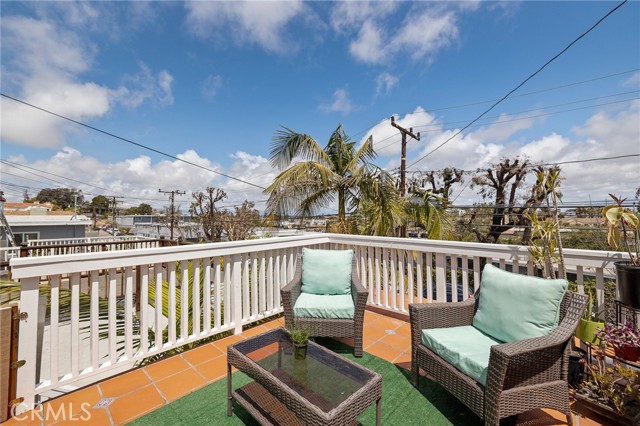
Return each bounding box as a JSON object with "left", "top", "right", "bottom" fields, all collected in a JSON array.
[
  {"left": 472, "top": 264, "right": 567, "bottom": 343},
  {"left": 301, "top": 248, "right": 353, "bottom": 295}
]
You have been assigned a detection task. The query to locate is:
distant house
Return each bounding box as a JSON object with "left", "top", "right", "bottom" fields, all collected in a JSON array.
[
  {"left": 4, "top": 201, "right": 54, "bottom": 214},
  {"left": 4, "top": 213, "right": 90, "bottom": 244}
]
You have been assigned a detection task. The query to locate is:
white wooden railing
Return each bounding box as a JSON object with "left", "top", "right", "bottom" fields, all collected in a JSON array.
[
  {"left": 8, "top": 233, "right": 629, "bottom": 411},
  {"left": 27, "top": 235, "right": 150, "bottom": 246}
]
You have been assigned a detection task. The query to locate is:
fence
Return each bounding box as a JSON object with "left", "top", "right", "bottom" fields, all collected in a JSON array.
[{"left": 8, "top": 233, "right": 628, "bottom": 412}]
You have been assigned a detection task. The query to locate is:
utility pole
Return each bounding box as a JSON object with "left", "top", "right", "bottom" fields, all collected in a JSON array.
[
  {"left": 72, "top": 189, "right": 82, "bottom": 220},
  {"left": 390, "top": 115, "right": 420, "bottom": 237},
  {"left": 110, "top": 196, "right": 124, "bottom": 231},
  {"left": 159, "top": 189, "right": 185, "bottom": 240}
]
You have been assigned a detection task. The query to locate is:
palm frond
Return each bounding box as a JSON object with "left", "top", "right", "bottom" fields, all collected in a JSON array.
[{"left": 270, "top": 127, "right": 330, "bottom": 170}]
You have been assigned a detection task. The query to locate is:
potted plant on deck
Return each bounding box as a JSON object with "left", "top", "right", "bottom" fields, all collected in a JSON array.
[
  {"left": 575, "top": 294, "right": 606, "bottom": 345},
  {"left": 575, "top": 359, "right": 640, "bottom": 425},
  {"left": 287, "top": 324, "right": 311, "bottom": 360},
  {"left": 595, "top": 322, "right": 640, "bottom": 363},
  {"left": 603, "top": 194, "right": 640, "bottom": 308}
]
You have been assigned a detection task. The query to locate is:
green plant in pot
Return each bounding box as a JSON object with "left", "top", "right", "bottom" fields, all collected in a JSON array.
[
  {"left": 595, "top": 322, "right": 640, "bottom": 362},
  {"left": 577, "top": 359, "right": 640, "bottom": 421},
  {"left": 288, "top": 324, "right": 311, "bottom": 360},
  {"left": 575, "top": 293, "right": 606, "bottom": 345},
  {"left": 603, "top": 194, "right": 640, "bottom": 308}
]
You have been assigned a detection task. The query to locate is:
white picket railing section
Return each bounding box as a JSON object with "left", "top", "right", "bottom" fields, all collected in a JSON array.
[{"left": 8, "top": 233, "right": 628, "bottom": 411}]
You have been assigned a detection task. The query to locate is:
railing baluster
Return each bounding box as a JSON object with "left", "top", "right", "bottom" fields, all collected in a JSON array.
[
  {"left": 390, "top": 249, "right": 397, "bottom": 310},
  {"left": 224, "top": 256, "right": 231, "bottom": 326},
  {"left": 50, "top": 275, "right": 60, "bottom": 385},
  {"left": 461, "top": 255, "right": 469, "bottom": 300},
  {"left": 203, "top": 257, "right": 212, "bottom": 334},
  {"left": 90, "top": 271, "right": 100, "bottom": 368},
  {"left": 398, "top": 250, "right": 405, "bottom": 311},
  {"left": 70, "top": 272, "right": 80, "bottom": 377},
  {"left": 213, "top": 257, "right": 222, "bottom": 331},
  {"left": 367, "top": 248, "right": 374, "bottom": 304},
  {"left": 267, "top": 253, "right": 274, "bottom": 313},
  {"left": 435, "top": 253, "right": 446, "bottom": 302},
  {"left": 180, "top": 260, "right": 189, "bottom": 341},
  {"left": 383, "top": 247, "right": 389, "bottom": 308},
  {"left": 243, "top": 254, "right": 250, "bottom": 321},
  {"left": 193, "top": 258, "right": 201, "bottom": 336},
  {"left": 259, "top": 252, "right": 266, "bottom": 315},
  {"left": 139, "top": 265, "right": 149, "bottom": 356},
  {"left": 124, "top": 267, "right": 133, "bottom": 360},
  {"left": 108, "top": 268, "right": 117, "bottom": 365},
  {"left": 251, "top": 254, "right": 258, "bottom": 319},
  {"left": 408, "top": 251, "right": 415, "bottom": 305},
  {"left": 416, "top": 251, "right": 424, "bottom": 303},
  {"left": 232, "top": 254, "right": 242, "bottom": 334},
  {"left": 154, "top": 263, "right": 163, "bottom": 350},
  {"left": 167, "top": 262, "right": 177, "bottom": 345}
]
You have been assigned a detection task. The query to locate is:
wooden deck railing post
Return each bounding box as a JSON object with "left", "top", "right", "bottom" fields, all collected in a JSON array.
[{"left": 14, "top": 277, "right": 39, "bottom": 414}]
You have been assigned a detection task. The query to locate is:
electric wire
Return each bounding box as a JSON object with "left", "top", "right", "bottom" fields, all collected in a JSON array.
[{"left": 405, "top": 0, "right": 630, "bottom": 170}]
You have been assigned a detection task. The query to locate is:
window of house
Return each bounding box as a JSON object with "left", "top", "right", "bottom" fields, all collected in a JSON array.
[{"left": 14, "top": 232, "right": 39, "bottom": 245}]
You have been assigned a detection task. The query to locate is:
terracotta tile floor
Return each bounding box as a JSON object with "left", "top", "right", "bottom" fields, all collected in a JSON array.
[{"left": 2, "top": 311, "right": 606, "bottom": 426}]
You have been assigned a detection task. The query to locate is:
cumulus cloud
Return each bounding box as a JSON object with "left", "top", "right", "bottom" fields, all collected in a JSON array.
[
  {"left": 376, "top": 72, "right": 399, "bottom": 95},
  {"left": 202, "top": 74, "right": 223, "bottom": 99},
  {"left": 0, "top": 14, "right": 173, "bottom": 149},
  {"left": 112, "top": 63, "right": 175, "bottom": 108},
  {"left": 332, "top": 2, "right": 462, "bottom": 64},
  {"left": 386, "top": 102, "right": 640, "bottom": 204},
  {"left": 185, "top": 1, "right": 305, "bottom": 53},
  {"left": 319, "top": 89, "right": 354, "bottom": 114}
]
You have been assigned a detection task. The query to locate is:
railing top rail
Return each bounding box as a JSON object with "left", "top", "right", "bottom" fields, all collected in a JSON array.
[
  {"left": 21, "top": 239, "right": 165, "bottom": 251},
  {"left": 9, "top": 233, "right": 329, "bottom": 278},
  {"left": 9, "top": 232, "right": 629, "bottom": 279}
]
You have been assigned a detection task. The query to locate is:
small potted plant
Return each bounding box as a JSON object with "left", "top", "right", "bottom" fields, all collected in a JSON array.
[
  {"left": 575, "top": 293, "right": 606, "bottom": 345},
  {"left": 575, "top": 359, "right": 640, "bottom": 424},
  {"left": 595, "top": 322, "right": 640, "bottom": 362},
  {"left": 602, "top": 194, "right": 640, "bottom": 308},
  {"left": 287, "top": 324, "right": 311, "bottom": 360}
]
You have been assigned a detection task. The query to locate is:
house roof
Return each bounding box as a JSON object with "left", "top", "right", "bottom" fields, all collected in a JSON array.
[{"left": 6, "top": 215, "right": 91, "bottom": 227}]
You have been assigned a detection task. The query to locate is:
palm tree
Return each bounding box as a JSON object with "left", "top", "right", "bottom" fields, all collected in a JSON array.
[
  {"left": 406, "top": 189, "right": 454, "bottom": 240},
  {"left": 265, "top": 124, "right": 395, "bottom": 229}
]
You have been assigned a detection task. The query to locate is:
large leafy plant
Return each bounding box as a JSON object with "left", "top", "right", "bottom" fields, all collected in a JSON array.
[{"left": 603, "top": 194, "right": 640, "bottom": 266}]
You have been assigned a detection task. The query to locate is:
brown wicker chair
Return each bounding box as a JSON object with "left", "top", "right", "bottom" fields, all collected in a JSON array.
[
  {"left": 409, "top": 288, "right": 587, "bottom": 426},
  {"left": 281, "top": 253, "right": 368, "bottom": 357}
]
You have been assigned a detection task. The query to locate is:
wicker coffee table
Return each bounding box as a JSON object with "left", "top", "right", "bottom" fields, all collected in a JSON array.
[{"left": 227, "top": 328, "right": 382, "bottom": 426}]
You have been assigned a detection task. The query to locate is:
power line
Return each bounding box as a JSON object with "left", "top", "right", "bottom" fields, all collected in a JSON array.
[
  {"left": 405, "top": 0, "right": 629, "bottom": 170},
  {"left": 0, "top": 94, "right": 267, "bottom": 190}
]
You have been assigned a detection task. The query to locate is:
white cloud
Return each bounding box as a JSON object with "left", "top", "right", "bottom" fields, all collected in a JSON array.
[
  {"left": 185, "top": 1, "right": 305, "bottom": 54},
  {"left": 202, "top": 74, "right": 223, "bottom": 99},
  {"left": 376, "top": 72, "right": 399, "bottom": 95},
  {"left": 332, "top": 2, "right": 462, "bottom": 64},
  {"left": 319, "top": 89, "right": 354, "bottom": 114},
  {"left": 0, "top": 15, "right": 173, "bottom": 148},
  {"left": 622, "top": 72, "right": 640, "bottom": 87},
  {"left": 112, "top": 63, "right": 175, "bottom": 108},
  {"left": 468, "top": 112, "right": 539, "bottom": 143},
  {"left": 396, "top": 101, "right": 640, "bottom": 204}
]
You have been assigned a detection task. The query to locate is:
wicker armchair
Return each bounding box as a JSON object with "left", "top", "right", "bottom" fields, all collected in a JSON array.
[
  {"left": 409, "top": 289, "right": 587, "bottom": 426},
  {"left": 281, "top": 253, "right": 368, "bottom": 357}
]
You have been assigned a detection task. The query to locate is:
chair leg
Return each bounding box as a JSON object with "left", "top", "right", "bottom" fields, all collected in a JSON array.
[
  {"left": 354, "top": 334, "right": 363, "bottom": 357},
  {"left": 565, "top": 411, "right": 573, "bottom": 426}
]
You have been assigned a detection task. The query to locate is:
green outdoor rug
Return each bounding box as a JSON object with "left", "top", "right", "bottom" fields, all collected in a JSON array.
[{"left": 129, "top": 338, "right": 482, "bottom": 426}]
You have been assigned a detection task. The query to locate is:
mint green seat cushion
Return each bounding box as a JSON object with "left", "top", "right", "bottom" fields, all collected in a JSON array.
[
  {"left": 472, "top": 264, "right": 568, "bottom": 343},
  {"left": 421, "top": 325, "right": 503, "bottom": 386},
  {"left": 301, "top": 248, "right": 353, "bottom": 295},
  {"left": 293, "top": 293, "right": 355, "bottom": 319}
]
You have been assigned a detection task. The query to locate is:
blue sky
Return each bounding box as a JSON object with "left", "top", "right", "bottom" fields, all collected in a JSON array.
[{"left": 1, "top": 1, "right": 639, "bottom": 213}]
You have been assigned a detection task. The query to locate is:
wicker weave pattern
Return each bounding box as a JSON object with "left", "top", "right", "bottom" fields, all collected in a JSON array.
[
  {"left": 281, "top": 253, "right": 368, "bottom": 357},
  {"left": 227, "top": 328, "right": 382, "bottom": 426},
  {"left": 410, "top": 288, "right": 587, "bottom": 426}
]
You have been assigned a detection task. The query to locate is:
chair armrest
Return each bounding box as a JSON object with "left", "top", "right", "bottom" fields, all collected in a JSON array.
[
  {"left": 351, "top": 268, "right": 369, "bottom": 319},
  {"left": 409, "top": 298, "right": 476, "bottom": 351},
  {"left": 486, "top": 326, "right": 573, "bottom": 395},
  {"left": 281, "top": 262, "right": 302, "bottom": 327}
]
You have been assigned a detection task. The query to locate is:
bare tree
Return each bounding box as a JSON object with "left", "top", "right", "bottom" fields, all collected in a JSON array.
[
  {"left": 410, "top": 167, "right": 464, "bottom": 205},
  {"left": 190, "top": 187, "right": 227, "bottom": 242},
  {"left": 469, "top": 158, "right": 560, "bottom": 244},
  {"left": 221, "top": 201, "right": 261, "bottom": 241}
]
